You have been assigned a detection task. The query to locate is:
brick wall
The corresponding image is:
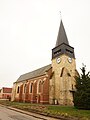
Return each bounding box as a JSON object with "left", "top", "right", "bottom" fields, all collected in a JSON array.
[
  {"left": 13, "top": 68, "right": 52, "bottom": 104},
  {"left": 0, "top": 87, "right": 12, "bottom": 100}
]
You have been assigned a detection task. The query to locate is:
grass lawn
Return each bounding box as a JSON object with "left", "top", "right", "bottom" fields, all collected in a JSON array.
[
  {"left": 0, "top": 100, "right": 90, "bottom": 120},
  {"left": 48, "top": 106, "right": 90, "bottom": 119}
]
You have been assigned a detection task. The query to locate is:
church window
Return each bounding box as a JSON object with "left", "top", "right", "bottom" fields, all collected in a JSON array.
[
  {"left": 17, "top": 86, "right": 19, "bottom": 93},
  {"left": 38, "top": 81, "right": 42, "bottom": 93},
  {"left": 24, "top": 84, "right": 27, "bottom": 93},
  {"left": 30, "top": 83, "right": 33, "bottom": 93}
]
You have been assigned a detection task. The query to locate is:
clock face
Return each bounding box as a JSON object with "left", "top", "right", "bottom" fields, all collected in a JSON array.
[
  {"left": 68, "top": 57, "right": 72, "bottom": 63},
  {"left": 56, "top": 57, "right": 61, "bottom": 64}
]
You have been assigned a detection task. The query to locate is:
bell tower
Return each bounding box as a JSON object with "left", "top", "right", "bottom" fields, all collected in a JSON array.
[
  {"left": 49, "top": 20, "right": 77, "bottom": 105},
  {"left": 52, "top": 20, "right": 75, "bottom": 59}
]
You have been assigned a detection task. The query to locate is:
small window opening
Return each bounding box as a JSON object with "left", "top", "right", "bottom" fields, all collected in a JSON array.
[
  {"left": 66, "top": 49, "right": 73, "bottom": 54},
  {"left": 24, "top": 84, "right": 27, "bottom": 93},
  {"left": 39, "top": 81, "right": 42, "bottom": 93},
  {"left": 30, "top": 83, "right": 33, "bottom": 93},
  {"left": 17, "top": 86, "right": 19, "bottom": 93},
  {"left": 54, "top": 49, "right": 61, "bottom": 55}
]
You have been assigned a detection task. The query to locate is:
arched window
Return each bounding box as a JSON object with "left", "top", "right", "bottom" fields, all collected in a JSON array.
[
  {"left": 17, "top": 86, "right": 19, "bottom": 93},
  {"left": 39, "top": 81, "right": 42, "bottom": 93},
  {"left": 30, "top": 83, "right": 33, "bottom": 93},
  {"left": 24, "top": 84, "right": 27, "bottom": 93}
]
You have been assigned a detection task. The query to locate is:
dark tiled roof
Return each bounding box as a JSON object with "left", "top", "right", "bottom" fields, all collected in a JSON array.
[
  {"left": 56, "top": 20, "right": 69, "bottom": 47},
  {"left": 16, "top": 64, "right": 51, "bottom": 82}
]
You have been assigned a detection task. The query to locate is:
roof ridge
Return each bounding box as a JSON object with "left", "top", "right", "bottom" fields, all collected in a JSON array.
[
  {"left": 17, "top": 64, "right": 51, "bottom": 82},
  {"left": 20, "top": 64, "right": 51, "bottom": 76}
]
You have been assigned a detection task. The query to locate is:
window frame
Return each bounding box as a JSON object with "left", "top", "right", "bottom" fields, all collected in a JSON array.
[
  {"left": 23, "top": 84, "right": 27, "bottom": 94},
  {"left": 17, "top": 86, "right": 20, "bottom": 93},
  {"left": 30, "top": 83, "right": 33, "bottom": 93}
]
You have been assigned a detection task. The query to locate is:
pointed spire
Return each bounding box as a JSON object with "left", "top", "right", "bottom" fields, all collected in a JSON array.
[{"left": 56, "top": 20, "right": 69, "bottom": 47}]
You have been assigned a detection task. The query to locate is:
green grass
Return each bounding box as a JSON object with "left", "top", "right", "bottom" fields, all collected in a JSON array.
[
  {"left": 0, "top": 100, "right": 90, "bottom": 120},
  {"left": 47, "top": 106, "right": 90, "bottom": 119}
]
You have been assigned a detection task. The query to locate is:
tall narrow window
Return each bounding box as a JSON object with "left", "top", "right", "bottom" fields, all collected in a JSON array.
[
  {"left": 39, "top": 81, "right": 42, "bottom": 93},
  {"left": 24, "top": 84, "right": 27, "bottom": 93},
  {"left": 17, "top": 86, "right": 19, "bottom": 93},
  {"left": 30, "top": 83, "right": 33, "bottom": 93}
]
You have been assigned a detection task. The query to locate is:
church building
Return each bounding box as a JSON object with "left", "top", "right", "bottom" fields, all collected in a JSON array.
[{"left": 11, "top": 20, "right": 78, "bottom": 105}]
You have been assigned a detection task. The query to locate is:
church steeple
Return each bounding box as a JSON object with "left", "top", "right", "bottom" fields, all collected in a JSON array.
[
  {"left": 56, "top": 20, "right": 69, "bottom": 47},
  {"left": 50, "top": 18, "right": 77, "bottom": 106},
  {"left": 52, "top": 20, "right": 75, "bottom": 59}
]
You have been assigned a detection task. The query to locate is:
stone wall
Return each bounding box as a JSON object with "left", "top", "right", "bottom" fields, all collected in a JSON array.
[{"left": 49, "top": 54, "right": 76, "bottom": 105}]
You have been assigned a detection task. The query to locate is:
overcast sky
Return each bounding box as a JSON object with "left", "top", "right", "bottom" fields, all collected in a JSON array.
[{"left": 0, "top": 0, "right": 90, "bottom": 88}]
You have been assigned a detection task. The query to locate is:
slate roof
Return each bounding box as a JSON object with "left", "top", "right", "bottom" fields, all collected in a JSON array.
[
  {"left": 16, "top": 64, "right": 51, "bottom": 82},
  {"left": 56, "top": 20, "right": 69, "bottom": 47}
]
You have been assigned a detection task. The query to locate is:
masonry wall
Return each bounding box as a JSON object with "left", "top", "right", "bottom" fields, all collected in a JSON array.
[
  {"left": 0, "top": 88, "right": 12, "bottom": 100},
  {"left": 50, "top": 54, "right": 77, "bottom": 105},
  {"left": 11, "top": 69, "right": 52, "bottom": 104}
]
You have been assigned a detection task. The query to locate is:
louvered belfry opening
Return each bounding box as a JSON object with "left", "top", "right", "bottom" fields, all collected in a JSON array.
[{"left": 52, "top": 20, "right": 75, "bottom": 59}]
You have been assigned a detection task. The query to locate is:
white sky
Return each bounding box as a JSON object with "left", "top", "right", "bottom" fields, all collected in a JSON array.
[{"left": 0, "top": 0, "right": 90, "bottom": 88}]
